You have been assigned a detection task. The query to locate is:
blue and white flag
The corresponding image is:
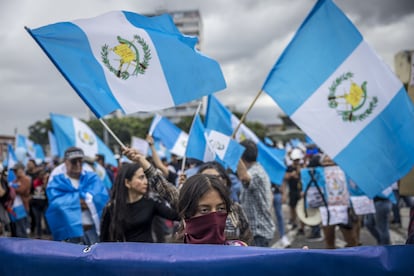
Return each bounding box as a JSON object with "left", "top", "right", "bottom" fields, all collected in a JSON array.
[
  {"left": 149, "top": 114, "right": 188, "bottom": 157},
  {"left": 261, "top": 0, "right": 414, "bottom": 197},
  {"left": 206, "top": 129, "right": 246, "bottom": 172},
  {"left": 131, "top": 136, "right": 149, "bottom": 156},
  {"left": 205, "top": 95, "right": 287, "bottom": 184},
  {"left": 16, "top": 134, "right": 36, "bottom": 160},
  {"left": 27, "top": 11, "right": 226, "bottom": 118},
  {"left": 50, "top": 113, "right": 117, "bottom": 167},
  {"left": 48, "top": 130, "right": 59, "bottom": 157},
  {"left": 186, "top": 114, "right": 216, "bottom": 164},
  {"left": 94, "top": 162, "right": 113, "bottom": 190},
  {"left": 6, "top": 144, "right": 18, "bottom": 183},
  {"left": 34, "top": 144, "right": 45, "bottom": 162}
]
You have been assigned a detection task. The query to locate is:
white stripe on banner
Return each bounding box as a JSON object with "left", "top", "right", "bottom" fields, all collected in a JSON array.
[
  {"left": 291, "top": 41, "right": 402, "bottom": 158},
  {"left": 73, "top": 118, "right": 99, "bottom": 158},
  {"left": 171, "top": 132, "right": 188, "bottom": 157},
  {"left": 74, "top": 12, "right": 172, "bottom": 113}
]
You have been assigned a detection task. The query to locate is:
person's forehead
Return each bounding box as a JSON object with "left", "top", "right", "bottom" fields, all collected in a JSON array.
[
  {"left": 201, "top": 168, "right": 219, "bottom": 176},
  {"left": 198, "top": 189, "right": 224, "bottom": 206}
]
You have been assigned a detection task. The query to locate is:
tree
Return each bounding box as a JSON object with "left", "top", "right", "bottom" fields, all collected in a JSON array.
[{"left": 28, "top": 119, "right": 52, "bottom": 146}]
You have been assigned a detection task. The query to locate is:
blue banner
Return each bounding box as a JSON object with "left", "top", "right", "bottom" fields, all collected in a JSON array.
[{"left": 0, "top": 238, "right": 412, "bottom": 275}]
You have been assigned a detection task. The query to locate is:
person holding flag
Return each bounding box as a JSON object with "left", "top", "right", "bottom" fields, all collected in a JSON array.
[{"left": 237, "top": 139, "right": 275, "bottom": 247}]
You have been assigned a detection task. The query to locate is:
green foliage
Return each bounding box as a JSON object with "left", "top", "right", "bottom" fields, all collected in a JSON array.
[
  {"left": 28, "top": 119, "right": 52, "bottom": 146},
  {"left": 86, "top": 116, "right": 153, "bottom": 151}
]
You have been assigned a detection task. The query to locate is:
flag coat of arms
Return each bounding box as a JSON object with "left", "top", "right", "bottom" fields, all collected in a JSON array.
[
  {"left": 262, "top": 0, "right": 414, "bottom": 197},
  {"left": 50, "top": 113, "right": 117, "bottom": 167},
  {"left": 27, "top": 11, "right": 226, "bottom": 117}
]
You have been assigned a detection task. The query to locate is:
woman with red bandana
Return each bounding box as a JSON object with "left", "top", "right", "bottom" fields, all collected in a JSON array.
[{"left": 176, "top": 174, "right": 247, "bottom": 246}]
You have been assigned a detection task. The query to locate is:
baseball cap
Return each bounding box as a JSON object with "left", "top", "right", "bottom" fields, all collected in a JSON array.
[{"left": 64, "top": 147, "right": 85, "bottom": 160}]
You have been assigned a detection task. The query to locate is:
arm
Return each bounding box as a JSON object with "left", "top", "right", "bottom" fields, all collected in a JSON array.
[
  {"left": 236, "top": 160, "right": 251, "bottom": 188},
  {"left": 123, "top": 146, "right": 179, "bottom": 208},
  {"left": 146, "top": 134, "right": 170, "bottom": 177},
  {"left": 154, "top": 198, "right": 180, "bottom": 221}
]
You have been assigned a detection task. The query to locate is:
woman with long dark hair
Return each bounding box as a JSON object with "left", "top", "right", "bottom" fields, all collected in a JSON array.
[{"left": 100, "top": 148, "right": 179, "bottom": 242}]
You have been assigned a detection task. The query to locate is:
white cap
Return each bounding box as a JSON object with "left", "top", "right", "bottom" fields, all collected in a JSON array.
[{"left": 290, "top": 148, "right": 304, "bottom": 160}]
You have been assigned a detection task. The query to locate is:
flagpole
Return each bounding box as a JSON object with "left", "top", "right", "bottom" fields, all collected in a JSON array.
[
  {"left": 99, "top": 118, "right": 126, "bottom": 149},
  {"left": 232, "top": 90, "right": 263, "bottom": 138},
  {"left": 180, "top": 101, "right": 203, "bottom": 173}
]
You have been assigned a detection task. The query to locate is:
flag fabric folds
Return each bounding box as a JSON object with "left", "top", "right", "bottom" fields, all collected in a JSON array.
[
  {"left": 205, "top": 95, "right": 287, "bottom": 184},
  {"left": 27, "top": 11, "right": 226, "bottom": 118},
  {"left": 6, "top": 144, "right": 18, "bottom": 183},
  {"left": 206, "top": 129, "right": 246, "bottom": 172},
  {"left": 15, "top": 134, "right": 36, "bottom": 160},
  {"left": 186, "top": 114, "right": 246, "bottom": 172},
  {"left": 131, "top": 136, "right": 150, "bottom": 156},
  {"left": 262, "top": 0, "right": 414, "bottom": 197},
  {"left": 149, "top": 114, "right": 188, "bottom": 157},
  {"left": 186, "top": 114, "right": 216, "bottom": 164},
  {"left": 48, "top": 130, "right": 59, "bottom": 157},
  {"left": 50, "top": 113, "right": 117, "bottom": 167}
]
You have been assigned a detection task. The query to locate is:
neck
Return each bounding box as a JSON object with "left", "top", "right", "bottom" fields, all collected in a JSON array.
[{"left": 128, "top": 191, "right": 143, "bottom": 203}]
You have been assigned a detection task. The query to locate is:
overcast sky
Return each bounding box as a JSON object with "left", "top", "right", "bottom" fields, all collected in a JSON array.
[{"left": 1, "top": 0, "right": 413, "bottom": 136}]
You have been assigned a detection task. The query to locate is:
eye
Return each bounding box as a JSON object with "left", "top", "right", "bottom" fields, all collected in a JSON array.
[
  {"left": 217, "top": 205, "right": 227, "bottom": 213},
  {"left": 197, "top": 206, "right": 211, "bottom": 214}
]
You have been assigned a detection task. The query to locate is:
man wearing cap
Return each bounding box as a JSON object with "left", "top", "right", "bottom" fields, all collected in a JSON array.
[{"left": 45, "top": 147, "right": 109, "bottom": 245}]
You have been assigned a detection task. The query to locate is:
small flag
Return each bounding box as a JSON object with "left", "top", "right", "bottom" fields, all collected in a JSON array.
[
  {"left": 185, "top": 114, "right": 216, "bottom": 164},
  {"left": 205, "top": 95, "right": 286, "bottom": 184},
  {"left": 131, "top": 136, "right": 149, "bottom": 156},
  {"left": 149, "top": 114, "right": 188, "bottom": 157}
]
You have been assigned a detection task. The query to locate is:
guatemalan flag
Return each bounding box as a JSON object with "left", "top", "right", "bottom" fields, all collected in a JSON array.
[
  {"left": 186, "top": 114, "right": 245, "bottom": 172},
  {"left": 48, "top": 130, "right": 59, "bottom": 157},
  {"left": 50, "top": 113, "right": 117, "bottom": 167},
  {"left": 262, "top": 0, "right": 414, "bottom": 197},
  {"left": 149, "top": 114, "right": 188, "bottom": 157},
  {"left": 6, "top": 144, "right": 18, "bottom": 183},
  {"left": 26, "top": 11, "right": 226, "bottom": 118},
  {"left": 205, "top": 95, "right": 287, "bottom": 185},
  {"left": 16, "top": 134, "right": 36, "bottom": 160}
]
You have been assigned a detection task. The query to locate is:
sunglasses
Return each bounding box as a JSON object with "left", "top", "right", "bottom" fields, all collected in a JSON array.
[{"left": 70, "top": 158, "right": 83, "bottom": 165}]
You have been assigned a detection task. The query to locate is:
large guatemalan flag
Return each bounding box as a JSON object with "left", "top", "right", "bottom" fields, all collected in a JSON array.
[
  {"left": 205, "top": 95, "right": 287, "bottom": 185},
  {"left": 50, "top": 113, "right": 117, "bottom": 167},
  {"left": 262, "top": 0, "right": 414, "bottom": 197},
  {"left": 26, "top": 11, "right": 226, "bottom": 117}
]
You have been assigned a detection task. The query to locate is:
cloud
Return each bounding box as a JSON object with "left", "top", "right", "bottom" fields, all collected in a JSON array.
[{"left": 0, "top": 0, "right": 413, "bottom": 136}]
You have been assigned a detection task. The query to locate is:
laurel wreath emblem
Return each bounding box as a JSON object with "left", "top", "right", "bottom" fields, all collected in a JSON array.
[
  {"left": 78, "top": 131, "right": 95, "bottom": 146},
  {"left": 327, "top": 72, "right": 378, "bottom": 122},
  {"left": 101, "top": 35, "right": 151, "bottom": 80}
]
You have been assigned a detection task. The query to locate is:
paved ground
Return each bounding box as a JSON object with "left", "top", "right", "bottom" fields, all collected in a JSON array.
[{"left": 270, "top": 205, "right": 410, "bottom": 249}]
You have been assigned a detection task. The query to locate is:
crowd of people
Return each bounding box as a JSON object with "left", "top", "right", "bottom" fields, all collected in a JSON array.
[{"left": 1, "top": 137, "right": 413, "bottom": 249}]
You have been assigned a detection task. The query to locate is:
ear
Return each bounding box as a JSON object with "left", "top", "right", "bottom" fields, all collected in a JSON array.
[{"left": 124, "top": 179, "right": 131, "bottom": 189}]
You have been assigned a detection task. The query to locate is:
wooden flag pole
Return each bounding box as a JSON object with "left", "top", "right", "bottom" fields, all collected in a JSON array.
[
  {"left": 180, "top": 101, "right": 203, "bottom": 173},
  {"left": 99, "top": 118, "right": 126, "bottom": 149},
  {"left": 231, "top": 90, "right": 263, "bottom": 138}
]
